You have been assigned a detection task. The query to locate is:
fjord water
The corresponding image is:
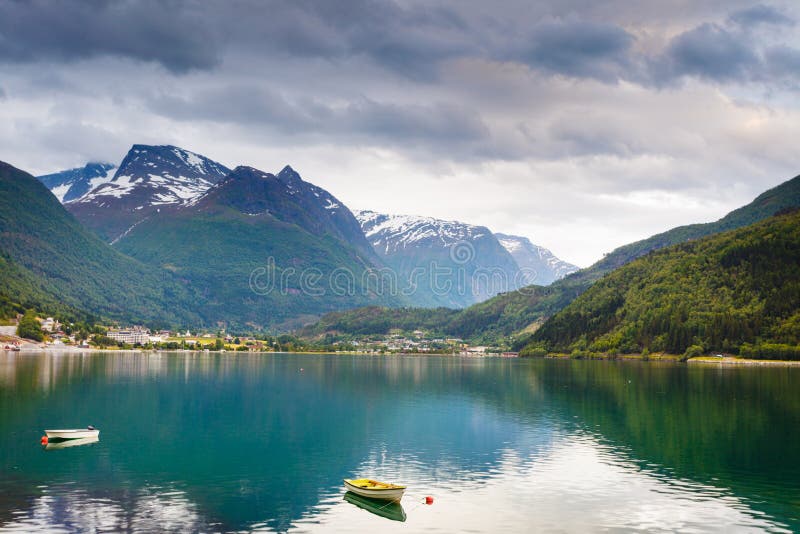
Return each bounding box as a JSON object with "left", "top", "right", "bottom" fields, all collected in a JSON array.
[{"left": 0, "top": 353, "right": 798, "bottom": 533}]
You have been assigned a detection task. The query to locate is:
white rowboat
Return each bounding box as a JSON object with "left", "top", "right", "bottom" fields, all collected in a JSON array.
[
  {"left": 343, "top": 478, "right": 406, "bottom": 501},
  {"left": 45, "top": 427, "right": 99, "bottom": 440}
]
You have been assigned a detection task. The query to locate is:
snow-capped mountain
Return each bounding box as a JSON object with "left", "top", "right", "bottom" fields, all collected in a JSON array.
[
  {"left": 37, "top": 162, "right": 116, "bottom": 203},
  {"left": 495, "top": 233, "right": 578, "bottom": 286},
  {"left": 74, "top": 144, "right": 230, "bottom": 206},
  {"left": 355, "top": 210, "right": 521, "bottom": 307},
  {"left": 62, "top": 145, "right": 231, "bottom": 242},
  {"left": 356, "top": 210, "right": 492, "bottom": 253}
]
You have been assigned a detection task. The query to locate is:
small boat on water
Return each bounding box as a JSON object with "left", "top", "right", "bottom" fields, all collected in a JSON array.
[
  {"left": 45, "top": 426, "right": 99, "bottom": 440},
  {"left": 344, "top": 491, "right": 407, "bottom": 522},
  {"left": 343, "top": 478, "right": 406, "bottom": 501}
]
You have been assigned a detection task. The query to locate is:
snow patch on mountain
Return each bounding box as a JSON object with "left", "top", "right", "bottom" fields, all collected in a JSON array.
[
  {"left": 50, "top": 183, "right": 72, "bottom": 203},
  {"left": 38, "top": 162, "right": 116, "bottom": 203},
  {"left": 79, "top": 174, "right": 138, "bottom": 201},
  {"left": 86, "top": 171, "right": 115, "bottom": 194},
  {"left": 354, "top": 210, "right": 489, "bottom": 254}
]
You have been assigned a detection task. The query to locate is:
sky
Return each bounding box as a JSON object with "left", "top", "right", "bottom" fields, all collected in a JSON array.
[{"left": 1, "top": 0, "right": 799, "bottom": 266}]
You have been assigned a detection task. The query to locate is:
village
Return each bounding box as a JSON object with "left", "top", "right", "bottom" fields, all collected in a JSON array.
[{"left": 1, "top": 314, "right": 518, "bottom": 356}]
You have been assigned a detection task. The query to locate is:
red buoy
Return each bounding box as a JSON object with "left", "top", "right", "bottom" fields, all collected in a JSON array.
[
  {"left": 40, "top": 436, "right": 48, "bottom": 445},
  {"left": 425, "top": 496, "right": 434, "bottom": 505}
]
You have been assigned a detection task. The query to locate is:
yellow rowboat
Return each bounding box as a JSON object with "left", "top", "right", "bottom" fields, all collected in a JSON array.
[{"left": 343, "top": 478, "right": 406, "bottom": 501}]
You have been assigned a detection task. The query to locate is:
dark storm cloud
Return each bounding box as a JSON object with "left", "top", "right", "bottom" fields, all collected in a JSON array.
[
  {"left": 656, "top": 23, "right": 761, "bottom": 83},
  {"left": 0, "top": 0, "right": 219, "bottom": 72},
  {"left": 0, "top": 0, "right": 475, "bottom": 79},
  {"left": 650, "top": 6, "right": 800, "bottom": 87},
  {"left": 728, "top": 4, "right": 794, "bottom": 26},
  {"left": 520, "top": 20, "right": 635, "bottom": 82},
  {"left": 2, "top": 0, "right": 797, "bottom": 88},
  {"left": 150, "top": 86, "right": 490, "bottom": 146}
]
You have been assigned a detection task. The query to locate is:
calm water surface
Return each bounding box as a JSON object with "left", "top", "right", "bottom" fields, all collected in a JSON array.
[{"left": 0, "top": 352, "right": 798, "bottom": 533}]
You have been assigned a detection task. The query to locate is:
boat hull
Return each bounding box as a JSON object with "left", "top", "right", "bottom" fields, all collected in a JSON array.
[
  {"left": 45, "top": 429, "right": 100, "bottom": 440},
  {"left": 343, "top": 479, "right": 405, "bottom": 501},
  {"left": 45, "top": 436, "right": 100, "bottom": 450}
]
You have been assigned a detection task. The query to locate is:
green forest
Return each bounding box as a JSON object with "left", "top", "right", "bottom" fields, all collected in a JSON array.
[
  {"left": 525, "top": 210, "right": 800, "bottom": 359},
  {"left": 0, "top": 161, "right": 203, "bottom": 327}
]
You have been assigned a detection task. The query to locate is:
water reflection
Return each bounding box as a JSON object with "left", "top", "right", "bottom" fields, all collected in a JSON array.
[
  {"left": 294, "top": 433, "right": 791, "bottom": 533},
  {"left": 0, "top": 353, "right": 798, "bottom": 532},
  {"left": 0, "top": 485, "right": 207, "bottom": 533},
  {"left": 44, "top": 436, "right": 100, "bottom": 451},
  {"left": 343, "top": 492, "right": 406, "bottom": 522}
]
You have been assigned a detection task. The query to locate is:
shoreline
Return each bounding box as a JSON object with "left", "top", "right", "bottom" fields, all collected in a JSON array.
[
  {"left": 4, "top": 347, "right": 800, "bottom": 366},
  {"left": 531, "top": 352, "right": 800, "bottom": 367}
]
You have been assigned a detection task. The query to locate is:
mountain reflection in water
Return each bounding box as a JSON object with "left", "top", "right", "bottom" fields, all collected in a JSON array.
[{"left": 0, "top": 352, "right": 797, "bottom": 532}]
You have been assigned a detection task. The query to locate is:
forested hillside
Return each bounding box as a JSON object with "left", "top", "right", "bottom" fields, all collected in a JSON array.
[
  {"left": 526, "top": 210, "right": 800, "bottom": 358},
  {"left": 0, "top": 160, "right": 201, "bottom": 326}
]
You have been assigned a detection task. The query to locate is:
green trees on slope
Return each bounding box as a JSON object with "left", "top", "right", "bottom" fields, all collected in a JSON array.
[
  {"left": 17, "top": 310, "right": 44, "bottom": 341},
  {"left": 527, "top": 211, "right": 800, "bottom": 358}
]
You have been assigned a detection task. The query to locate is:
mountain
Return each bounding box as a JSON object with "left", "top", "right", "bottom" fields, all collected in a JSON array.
[
  {"left": 254, "top": 166, "right": 377, "bottom": 260},
  {"left": 526, "top": 210, "right": 800, "bottom": 358},
  {"left": 495, "top": 233, "right": 578, "bottom": 286},
  {"left": 65, "top": 145, "right": 231, "bottom": 242},
  {"left": 37, "top": 162, "right": 116, "bottom": 203},
  {"left": 113, "top": 166, "right": 400, "bottom": 329},
  {"left": 0, "top": 160, "right": 201, "bottom": 326},
  {"left": 303, "top": 172, "right": 800, "bottom": 345},
  {"left": 354, "top": 210, "right": 522, "bottom": 308}
]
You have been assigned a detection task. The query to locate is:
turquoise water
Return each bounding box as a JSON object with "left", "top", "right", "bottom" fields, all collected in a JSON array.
[{"left": 0, "top": 352, "right": 799, "bottom": 533}]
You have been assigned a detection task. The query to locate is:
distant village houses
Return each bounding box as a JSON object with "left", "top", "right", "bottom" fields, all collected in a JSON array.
[{"left": 39, "top": 317, "right": 61, "bottom": 333}]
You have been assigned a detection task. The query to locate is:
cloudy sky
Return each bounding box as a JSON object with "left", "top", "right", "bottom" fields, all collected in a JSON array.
[{"left": 2, "top": 0, "right": 799, "bottom": 266}]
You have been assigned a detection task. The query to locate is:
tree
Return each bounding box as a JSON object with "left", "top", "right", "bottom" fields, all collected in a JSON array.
[
  {"left": 91, "top": 334, "right": 118, "bottom": 348},
  {"left": 17, "top": 310, "right": 44, "bottom": 341}
]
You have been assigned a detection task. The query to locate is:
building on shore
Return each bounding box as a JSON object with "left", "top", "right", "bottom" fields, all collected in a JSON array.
[
  {"left": 108, "top": 326, "right": 150, "bottom": 345},
  {"left": 40, "top": 317, "right": 61, "bottom": 333}
]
